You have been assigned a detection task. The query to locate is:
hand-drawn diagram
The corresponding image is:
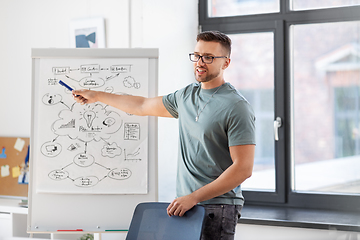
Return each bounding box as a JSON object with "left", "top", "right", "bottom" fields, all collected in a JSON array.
[
  {"left": 124, "top": 123, "right": 140, "bottom": 140},
  {"left": 33, "top": 58, "right": 149, "bottom": 194}
]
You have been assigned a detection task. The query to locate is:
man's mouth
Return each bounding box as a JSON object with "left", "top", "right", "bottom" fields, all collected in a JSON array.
[{"left": 197, "top": 68, "right": 206, "bottom": 74}]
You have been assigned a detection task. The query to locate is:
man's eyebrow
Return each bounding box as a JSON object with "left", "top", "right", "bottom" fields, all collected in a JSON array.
[{"left": 193, "top": 52, "right": 215, "bottom": 56}]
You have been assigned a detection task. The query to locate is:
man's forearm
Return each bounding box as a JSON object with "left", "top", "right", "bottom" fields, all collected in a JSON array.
[
  {"left": 166, "top": 161, "right": 252, "bottom": 217},
  {"left": 190, "top": 161, "right": 252, "bottom": 204}
]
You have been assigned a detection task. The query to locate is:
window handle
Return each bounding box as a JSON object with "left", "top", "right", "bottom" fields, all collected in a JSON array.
[{"left": 274, "top": 117, "right": 282, "bottom": 141}]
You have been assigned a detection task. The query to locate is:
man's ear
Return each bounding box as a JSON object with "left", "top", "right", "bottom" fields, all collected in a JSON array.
[{"left": 222, "top": 58, "right": 231, "bottom": 70}]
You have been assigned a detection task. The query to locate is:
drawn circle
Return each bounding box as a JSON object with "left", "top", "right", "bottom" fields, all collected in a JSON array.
[
  {"left": 73, "top": 153, "right": 95, "bottom": 167},
  {"left": 79, "top": 76, "right": 105, "bottom": 88},
  {"left": 103, "top": 117, "right": 116, "bottom": 127},
  {"left": 42, "top": 93, "right": 62, "bottom": 105},
  {"left": 123, "top": 77, "right": 137, "bottom": 88},
  {"left": 134, "top": 82, "right": 141, "bottom": 89},
  {"left": 48, "top": 170, "right": 68, "bottom": 180},
  {"left": 108, "top": 168, "right": 132, "bottom": 180},
  {"left": 74, "top": 176, "right": 99, "bottom": 187},
  {"left": 41, "top": 141, "right": 62, "bottom": 157},
  {"left": 104, "top": 86, "right": 114, "bottom": 93}
]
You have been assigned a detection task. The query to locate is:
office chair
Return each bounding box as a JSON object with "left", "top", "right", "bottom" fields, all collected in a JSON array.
[{"left": 126, "top": 202, "right": 205, "bottom": 240}]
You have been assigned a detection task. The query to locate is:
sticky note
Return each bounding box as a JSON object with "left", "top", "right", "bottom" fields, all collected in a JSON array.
[
  {"left": 1, "top": 165, "right": 10, "bottom": 177},
  {"left": 18, "top": 172, "right": 25, "bottom": 184},
  {"left": 12, "top": 166, "right": 21, "bottom": 178},
  {"left": 14, "top": 138, "right": 25, "bottom": 152},
  {"left": 24, "top": 172, "right": 29, "bottom": 184}
]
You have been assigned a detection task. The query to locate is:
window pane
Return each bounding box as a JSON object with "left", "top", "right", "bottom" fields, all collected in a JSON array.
[
  {"left": 209, "top": 0, "right": 280, "bottom": 18},
  {"left": 292, "top": 0, "right": 360, "bottom": 11},
  {"left": 225, "top": 33, "right": 275, "bottom": 191},
  {"left": 292, "top": 21, "right": 360, "bottom": 195}
]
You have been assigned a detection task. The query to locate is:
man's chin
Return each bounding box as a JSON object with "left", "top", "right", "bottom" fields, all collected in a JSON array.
[{"left": 195, "top": 75, "right": 209, "bottom": 83}]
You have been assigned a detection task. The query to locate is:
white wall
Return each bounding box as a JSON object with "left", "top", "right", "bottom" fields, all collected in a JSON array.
[
  {"left": 0, "top": 0, "right": 197, "bottom": 200},
  {"left": 0, "top": 0, "right": 130, "bottom": 137},
  {"left": 132, "top": 0, "right": 198, "bottom": 202}
]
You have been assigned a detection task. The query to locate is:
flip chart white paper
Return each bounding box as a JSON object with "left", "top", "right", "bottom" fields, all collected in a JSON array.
[{"left": 33, "top": 58, "right": 149, "bottom": 194}]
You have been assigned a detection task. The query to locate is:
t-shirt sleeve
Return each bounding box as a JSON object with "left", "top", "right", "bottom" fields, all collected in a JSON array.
[
  {"left": 162, "top": 90, "right": 180, "bottom": 119},
  {"left": 227, "top": 100, "right": 256, "bottom": 146}
]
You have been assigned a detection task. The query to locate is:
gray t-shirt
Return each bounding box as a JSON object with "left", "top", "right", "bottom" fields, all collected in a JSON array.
[{"left": 162, "top": 82, "right": 256, "bottom": 205}]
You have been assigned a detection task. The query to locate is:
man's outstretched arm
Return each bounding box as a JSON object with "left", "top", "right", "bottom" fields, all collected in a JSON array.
[{"left": 73, "top": 89, "right": 172, "bottom": 118}]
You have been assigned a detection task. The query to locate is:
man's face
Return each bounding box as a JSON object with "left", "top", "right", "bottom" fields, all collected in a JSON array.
[{"left": 193, "top": 40, "right": 229, "bottom": 84}]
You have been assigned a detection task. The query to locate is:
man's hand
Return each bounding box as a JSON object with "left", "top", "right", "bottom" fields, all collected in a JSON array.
[
  {"left": 73, "top": 89, "right": 98, "bottom": 105},
  {"left": 167, "top": 194, "right": 198, "bottom": 217}
]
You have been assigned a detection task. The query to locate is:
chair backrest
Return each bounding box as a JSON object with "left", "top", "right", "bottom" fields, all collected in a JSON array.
[{"left": 126, "top": 202, "right": 205, "bottom": 240}]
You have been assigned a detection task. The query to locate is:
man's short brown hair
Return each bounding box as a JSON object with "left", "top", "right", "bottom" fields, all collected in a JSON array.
[{"left": 196, "top": 30, "right": 232, "bottom": 57}]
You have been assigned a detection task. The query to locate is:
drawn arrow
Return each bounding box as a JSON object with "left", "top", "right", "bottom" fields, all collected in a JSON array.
[
  {"left": 100, "top": 138, "right": 111, "bottom": 145},
  {"left": 99, "top": 176, "right": 108, "bottom": 182},
  {"left": 106, "top": 73, "right": 120, "bottom": 81},
  {"left": 52, "top": 136, "right": 59, "bottom": 142},
  {"left": 95, "top": 162, "right": 111, "bottom": 170},
  {"left": 65, "top": 75, "right": 79, "bottom": 82},
  {"left": 62, "top": 162, "right": 74, "bottom": 170},
  {"left": 67, "top": 176, "right": 75, "bottom": 181},
  {"left": 60, "top": 101, "right": 70, "bottom": 110},
  {"left": 70, "top": 68, "right": 80, "bottom": 71},
  {"left": 100, "top": 68, "right": 109, "bottom": 70}
]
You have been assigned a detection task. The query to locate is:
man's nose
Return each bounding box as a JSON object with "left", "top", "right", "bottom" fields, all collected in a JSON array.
[{"left": 197, "top": 57, "right": 206, "bottom": 66}]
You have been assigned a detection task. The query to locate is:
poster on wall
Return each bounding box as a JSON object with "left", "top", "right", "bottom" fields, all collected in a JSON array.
[{"left": 69, "top": 17, "right": 106, "bottom": 48}]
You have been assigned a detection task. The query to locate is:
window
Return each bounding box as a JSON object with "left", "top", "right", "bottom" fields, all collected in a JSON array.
[
  {"left": 200, "top": 0, "right": 360, "bottom": 210},
  {"left": 292, "top": 21, "right": 360, "bottom": 195},
  {"left": 224, "top": 33, "right": 276, "bottom": 191},
  {"left": 291, "top": 0, "right": 360, "bottom": 11},
  {"left": 208, "top": 0, "right": 280, "bottom": 17}
]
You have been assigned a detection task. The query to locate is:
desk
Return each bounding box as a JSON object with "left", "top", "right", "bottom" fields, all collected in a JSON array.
[
  {"left": 0, "top": 198, "right": 127, "bottom": 240},
  {"left": 0, "top": 198, "right": 28, "bottom": 240}
]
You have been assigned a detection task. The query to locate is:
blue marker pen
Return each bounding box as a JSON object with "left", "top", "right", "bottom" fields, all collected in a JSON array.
[
  {"left": 59, "top": 80, "right": 77, "bottom": 96},
  {"left": 59, "top": 80, "right": 73, "bottom": 91}
]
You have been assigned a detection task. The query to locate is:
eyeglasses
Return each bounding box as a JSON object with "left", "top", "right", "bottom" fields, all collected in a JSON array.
[{"left": 189, "top": 53, "right": 228, "bottom": 64}]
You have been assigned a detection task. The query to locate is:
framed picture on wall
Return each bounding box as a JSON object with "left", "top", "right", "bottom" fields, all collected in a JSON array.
[{"left": 69, "top": 17, "right": 106, "bottom": 48}]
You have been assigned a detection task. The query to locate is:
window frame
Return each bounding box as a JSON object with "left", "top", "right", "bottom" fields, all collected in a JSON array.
[{"left": 199, "top": 0, "right": 360, "bottom": 212}]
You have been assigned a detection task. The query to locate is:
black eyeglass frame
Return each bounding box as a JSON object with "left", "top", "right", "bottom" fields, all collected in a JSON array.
[{"left": 189, "top": 53, "right": 228, "bottom": 64}]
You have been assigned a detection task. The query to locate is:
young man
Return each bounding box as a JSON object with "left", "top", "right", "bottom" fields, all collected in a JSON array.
[{"left": 73, "top": 31, "right": 255, "bottom": 240}]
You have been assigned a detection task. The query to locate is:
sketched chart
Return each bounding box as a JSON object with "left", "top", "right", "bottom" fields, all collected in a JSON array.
[{"left": 33, "top": 58, "right": 149, "bottom": 194}]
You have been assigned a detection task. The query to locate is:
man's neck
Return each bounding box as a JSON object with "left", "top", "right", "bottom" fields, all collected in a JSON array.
[{"left": 200, "top": 78, "right": 226, "bottom": 89}]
